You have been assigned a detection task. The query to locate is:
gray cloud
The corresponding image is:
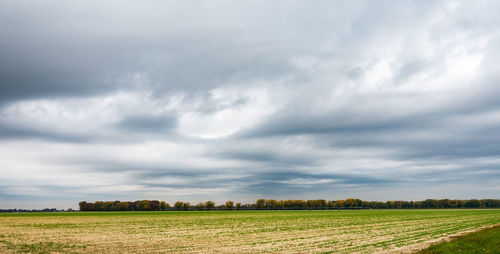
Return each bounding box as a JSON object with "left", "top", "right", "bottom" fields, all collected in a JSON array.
[
  {"left": 1, "top": 0, "right": 500, "bottom": 209},
  {"left": 114, "top": 114, "right": 177, "bottom": 133},
  {"left": 242, "top": 171, "right": 393, "bottom": 196},
  {"left": 0, "top": 121, "right": 91, "bottom": 142}
]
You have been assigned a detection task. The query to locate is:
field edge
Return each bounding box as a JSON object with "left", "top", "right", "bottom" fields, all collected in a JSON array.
[{"left": 379, "top": 223, "right": 500, "bottom": 254}]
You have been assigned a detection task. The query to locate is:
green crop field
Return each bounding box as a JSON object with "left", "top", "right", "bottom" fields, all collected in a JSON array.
[
  {"left": 0, "top": 209, "right": 499, "bottom": 253},
  {"left": 418, "top": 224, "right": 500, "bottom": 254}
]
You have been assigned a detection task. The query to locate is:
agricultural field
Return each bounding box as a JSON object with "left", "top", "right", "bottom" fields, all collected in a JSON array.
[{"left": 0, "top": 209, "right": 499, "bottom": 253}]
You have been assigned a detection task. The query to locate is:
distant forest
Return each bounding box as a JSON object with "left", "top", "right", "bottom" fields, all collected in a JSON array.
[{"left": 79, "top": 198, "right": 500, "bottom": 211}]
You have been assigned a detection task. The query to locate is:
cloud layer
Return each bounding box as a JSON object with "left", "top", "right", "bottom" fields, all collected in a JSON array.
[{"left": 1, "top": 0, "right": 500, "bottom": 209}]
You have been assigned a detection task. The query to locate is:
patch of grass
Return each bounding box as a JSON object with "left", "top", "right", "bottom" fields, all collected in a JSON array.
[
  {"left": 18, "top": 242, "right": 76, "bottom": 254},
  {"left": 419, "top": 225, "right": 500, "bottom": 254},
  {"left": 0, "top": 239, "right": 85, "bottom": 254}
]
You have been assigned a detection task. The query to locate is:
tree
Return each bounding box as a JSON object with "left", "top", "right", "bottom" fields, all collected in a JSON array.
[
  {"left": 174, "top": 201, "right": 184, "bottom": 210},
  {"left": 344, "top": 198, "right": 362, "bottom": 208},
  {"left": 422, "top": 199, "right": 438, "bottom": 208},
  {"left": 112, "top": 201, "right": 121, "bottom": 211},
  {"left": 77, "top": 198, "right": 500, "bottom": 211},
  {"left": 204, "top": 201, "right": 215, "bottom": 210},
  {"left": 266, "top": 199, "right": 278, "bottom": 209},
  {"left": 149, "top": 200, "right": 160, "bottom": 211},
  {"left": 386, "top": 201, "right": 396, "bottom": 209},
  {"left": 336, "top": 200, "right": 345, "bottom": 208},
  {"left": 306, "top": 200, "right": 316, "bottom": 209},
  {"left": 296, "top": 200, "right": 306, "bottom": 209},
  {"left": 196, "top": 202, "right": 205, "bottom": 210},
  {"left": 103, "top": 201, "right": 113, "bottom": 211},
  {"left": 482, "top": 199, "right": 500, "bottom": 208},
  {"left": 450, "top": 199, "right": 463, "bottom": 208},
  {"left": 327, "top": 200, "right": 335, "bottom": 208},
  {"left": 79, "top": 201, "right": 94, "bottom": 211},
  {"left": 464, "top": 199, "right": 480, "bottom": 208},
  {"left": 256, "top": 199, "right": 266, "bottom": 209},
  {"left": 438, "top": 199, "right": 451, "bottom": 208},
  {"left": 119, "top": 201, "right": 130, "bottom": 211},
  {"left": 94, "top": 201, "right": 104, "bottom": 211},
  {"left": 317, "top": 200, "right": 327, "bottom": 208},
  {"left": 160, "top": 201, "right": 170, "bottom": 211},
  {"left": 277, "top": 200, "right": 285, "bottom": 209},
  {"left": 136, "top": 200, "right": 150, "bottom": 211}
]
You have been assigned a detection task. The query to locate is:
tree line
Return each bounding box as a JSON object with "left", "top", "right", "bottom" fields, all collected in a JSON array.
[{"left": 79, "top": 198, "right": 500, "bottom": 211}]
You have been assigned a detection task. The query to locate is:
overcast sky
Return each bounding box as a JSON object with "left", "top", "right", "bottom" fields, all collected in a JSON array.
[{"left": 1, "top": 0, "right": 499, "bottom": 209}]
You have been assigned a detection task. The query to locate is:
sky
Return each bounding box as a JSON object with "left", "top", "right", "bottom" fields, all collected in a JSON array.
[{"left": 1, "top": 0, "right": 500, "bottom": 209}]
